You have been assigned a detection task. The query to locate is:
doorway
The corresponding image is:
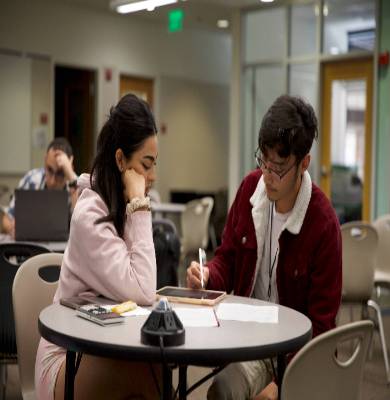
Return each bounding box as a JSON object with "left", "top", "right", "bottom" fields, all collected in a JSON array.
[
  {"left": 120, "top": 75, "right": 154, "bottom": 108},
  {"left": 55, "top": 66, "right": 96, "bottom": 174},
  {"left": 320, "top": 58, "right": 373, "bottom": 223}
]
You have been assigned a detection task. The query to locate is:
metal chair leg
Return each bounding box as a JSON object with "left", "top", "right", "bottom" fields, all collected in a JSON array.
[{"left": 368, "top": 299, "right": 390, "bottom": 384}]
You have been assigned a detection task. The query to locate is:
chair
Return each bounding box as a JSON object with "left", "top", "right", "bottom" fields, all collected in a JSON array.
[
  {"left": 281, "top": 320, "right": 374, "bottom": 400},
  {"left": 12, "top": 252, "right": 62, "bottom": 400},
  {"left": 181, "top": 197, "right": 214, "bottom": 255},
  {"left": 372, "top": 214, "right": 390, "bottom": 294},
  {"left": 341, "top": 221, "right": 390, "bottom": 383},
  {"left": 179, "top": 197, "right": 214, "bottom": 284},
  {"left": 0, "top": 243, "right": 51, "bottom": 400},
  {"left": 153, "top": 219, "right": 181, "bottom": 288}
]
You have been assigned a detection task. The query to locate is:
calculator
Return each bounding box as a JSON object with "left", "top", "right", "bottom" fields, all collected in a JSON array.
[{"left": 76, "top": 304, "right": 125, "bottom": 326}]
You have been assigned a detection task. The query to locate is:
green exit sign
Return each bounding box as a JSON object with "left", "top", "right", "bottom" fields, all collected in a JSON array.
[{"left": 168, "top": 9, "right": 184, "bottom": 33}]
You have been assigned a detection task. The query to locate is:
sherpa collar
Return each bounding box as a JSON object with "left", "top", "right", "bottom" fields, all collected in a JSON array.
[{"left": 249, "top": 170, "right": 312, "bottom": 235}]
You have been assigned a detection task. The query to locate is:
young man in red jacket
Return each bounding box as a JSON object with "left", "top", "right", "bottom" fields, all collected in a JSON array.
[{"left": 187, "top": 95, "right": 342, "bottom": 400}]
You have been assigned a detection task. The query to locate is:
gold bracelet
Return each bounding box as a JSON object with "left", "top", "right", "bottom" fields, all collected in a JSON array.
[{"left": 126, "top": 197, "right": 151, "bottom": 214}]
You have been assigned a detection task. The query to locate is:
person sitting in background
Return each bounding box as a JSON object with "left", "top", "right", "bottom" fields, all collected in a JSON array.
[
  {"left": 186, "top": 95, "right": 342, "bottom": 400},
  {"left": 35, "top": 94, "right": 160, "bottom": 400},
  {"left": 1, "top": 137, "right": 78, "bottom": 236}
]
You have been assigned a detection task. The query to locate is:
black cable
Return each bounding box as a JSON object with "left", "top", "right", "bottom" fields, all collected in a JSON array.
[
  {"left": 149, "top": 362, "right": 161, "bottom": 398},
  {"left": 75, "top": 352, "right": 83, "bottom": 375},
  {"left": 186, "top": 365, "right": 227, "bottom": 396},
  {"left": 159, "top": 335, "right": 166, "bottom": 371},
  {"left": 270, "top": 358, "right": 278, "bottom": 386},
  {"left": 172, "top": 383, "right": 179, "bottom": 400}
]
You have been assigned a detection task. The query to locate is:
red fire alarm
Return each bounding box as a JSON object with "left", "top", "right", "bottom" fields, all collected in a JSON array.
[
  {"left": 40, "top": 113, "right": 48, "bottom": 125},
  {"left": 379, "top": 51, "right": 389, "bottom": 67},
  {"left": 105, "top": 68, "right": 112, "bottom": 82}
]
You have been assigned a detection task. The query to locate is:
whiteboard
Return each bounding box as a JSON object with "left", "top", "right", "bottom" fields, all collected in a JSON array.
[{"left": 0, "top": 53, "right": 31, "bottom": 173}]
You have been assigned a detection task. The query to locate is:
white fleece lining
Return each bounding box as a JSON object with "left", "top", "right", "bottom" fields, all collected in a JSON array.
[{"left": 249, "top": 171, "right": 312, "bottom": 296}]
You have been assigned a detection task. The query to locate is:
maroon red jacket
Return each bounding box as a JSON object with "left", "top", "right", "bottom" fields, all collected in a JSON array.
[{"left": 207, "top": 169, "right": 342, "bottom": 338}]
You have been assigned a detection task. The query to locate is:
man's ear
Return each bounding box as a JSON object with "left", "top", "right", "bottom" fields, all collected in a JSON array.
[
  {"left": 115, "top": 149, "right": 125, "bottom": 172},
  {"left": 301, "top": 154, "right": 310, "bottom": 173},
  {"left": 70, "top": 155, "right": 74, "bottom": 165}
]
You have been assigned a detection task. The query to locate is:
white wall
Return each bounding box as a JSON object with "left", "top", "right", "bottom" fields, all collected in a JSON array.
[
  {"left": 156, "top": 76, "right": 229, "bottom": 202},
  {"left": 0, "top": 54, "right": 31, "bottom": 174},
  {"left": 0, "top": 0, "right": 231, "bottom": 127},
  {"left": 0, "top": 0, "right": 231, "bottom": 205}
]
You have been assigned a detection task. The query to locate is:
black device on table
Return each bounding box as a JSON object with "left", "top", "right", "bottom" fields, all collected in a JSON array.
[{"left": 76, "top": 304, "right": 124, "bottom": 326}]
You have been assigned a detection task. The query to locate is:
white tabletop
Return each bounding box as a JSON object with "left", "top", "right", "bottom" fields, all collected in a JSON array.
[{"left": 39, "top": 295, "right": 312, "bottom": 366}]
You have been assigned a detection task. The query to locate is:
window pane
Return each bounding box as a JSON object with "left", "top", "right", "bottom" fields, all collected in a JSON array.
[
  {"left": 289, "top": 63, "right": 318, "bottom": 180},
  {"left": 254, "top": 65, "right": 285, "bottom": 143},
  {"left": 323, "top": 0, "right": 376, "bottom": 55},
  {"left": 289, "top": 63, "right": 317, "bottom": 110},
  {"left": 243, "top": 7, "right": 287, "bottom": 63},
  {"left": 242, "top": 68, "right": 255, "bottom": 175},
  {"left": 290, "top": 4, "right": 318, "bottom": 57}
]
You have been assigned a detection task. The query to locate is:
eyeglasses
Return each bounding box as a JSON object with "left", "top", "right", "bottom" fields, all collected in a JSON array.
[
  {"left": 45, "top": 166, "right": 65, "bottom": 180},
  {"left": 254, "top": 149, "right": 296, "bottom": 181}
]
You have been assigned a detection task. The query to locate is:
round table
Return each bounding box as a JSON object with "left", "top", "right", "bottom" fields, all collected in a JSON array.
[{"left": 39, "top": 295, "right": 312, "bottom": 399}]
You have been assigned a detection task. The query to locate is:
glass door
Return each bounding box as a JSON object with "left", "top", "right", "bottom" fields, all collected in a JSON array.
[{"left": 321, "top": 58, "right": 373, "bottom": 222}]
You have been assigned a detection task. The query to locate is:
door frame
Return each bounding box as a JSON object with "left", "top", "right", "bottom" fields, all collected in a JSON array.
[
  {"left": 119, "top": 75, "right": 154, "bottom": 109},
  {"left": 320, "top": 57, "right": 373, "bottom": 221}
]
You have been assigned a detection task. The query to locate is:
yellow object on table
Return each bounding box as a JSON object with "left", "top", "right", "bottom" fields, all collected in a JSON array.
[{"left": 112, "top": 300, "right": 137, "bottom": 314}]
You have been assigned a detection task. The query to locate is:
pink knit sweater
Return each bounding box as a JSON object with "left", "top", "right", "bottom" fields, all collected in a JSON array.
[{"left": 35, "top": 174, "right": 157, "bottom": 400}]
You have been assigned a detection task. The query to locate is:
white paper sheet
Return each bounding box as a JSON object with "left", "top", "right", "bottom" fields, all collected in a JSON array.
[
  {"left": 120, "top": 307, "right": 151, "bottom": 317},
  {"left": 102, "top": 304, "right": 151, "bottom": 317},
  {"left": 173, "top": 307, "right": 219, "bottom": 327},
  {"left": 216, "top": 303, "right": 278, "bottom": 323}
]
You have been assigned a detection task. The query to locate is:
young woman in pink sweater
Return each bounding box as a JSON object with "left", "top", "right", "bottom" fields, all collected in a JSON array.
[{"left": 35, "top": 94, "right": 160, "bottom": 399}]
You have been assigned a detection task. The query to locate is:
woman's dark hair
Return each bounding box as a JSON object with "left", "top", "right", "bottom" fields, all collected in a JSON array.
[
  {"left": 258, "top": 95, "right": 318, "bottom": 162},
  {"left": 90, "top": 94, "right": 157, "bottom": 237}
]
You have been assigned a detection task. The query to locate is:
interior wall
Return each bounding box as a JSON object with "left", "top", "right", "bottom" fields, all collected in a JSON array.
[
  {"left": 0, "top": 53, "right": 31, "bottom": 174},
  {"left": 0, "top": 0, "right": 231, "bottom": 205},
  {"left": 0, "top": 0, "right": 231, "bottom": 116},
  {"left": 31, "top": 58, "right": 52, "bottom": 168},
  {"left": 156, "top": 76, "right": 229, "bottom": 202},
  {"left": 376, "top": 0, "right": 390, "bottom": 217}
]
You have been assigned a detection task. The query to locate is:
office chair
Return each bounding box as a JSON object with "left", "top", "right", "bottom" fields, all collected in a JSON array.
[
  {"left": 281, "top": 320, "right": 374, "bottom": 400},
  {"left": 153, "top": 219, "right": 181, "bottom": 288},
  {"left": 341, "top": 221, "right": 390, "bottom": 383},
  {"left": 12, "top": 252, "right": 62, "bottom": 400},
  {"left": 0, "top": 243, "right": 51, "bottom": 400}
]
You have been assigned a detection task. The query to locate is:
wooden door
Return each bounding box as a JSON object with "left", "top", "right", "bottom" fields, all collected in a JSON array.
[
  {"left": 120, "top": 75, "right": 154, "bottom": 108},
  {"left": 55, "top": 66, "right": 96, "bottom": 174}
]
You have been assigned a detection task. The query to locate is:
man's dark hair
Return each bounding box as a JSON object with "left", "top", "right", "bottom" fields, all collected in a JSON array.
[
  {"left": 90, "top": 93, "right": 157, "bottom": 237},
  {"left": 47, "top": 137, "right": 73, "bottom": 158},
  {"left": 258, "top": 95, "right": 318, "bottom": 162}
]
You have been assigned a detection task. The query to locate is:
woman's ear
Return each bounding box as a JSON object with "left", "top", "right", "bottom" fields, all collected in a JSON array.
[{"left": 115, "top": 149, "right": 125, "bottom": 172}]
